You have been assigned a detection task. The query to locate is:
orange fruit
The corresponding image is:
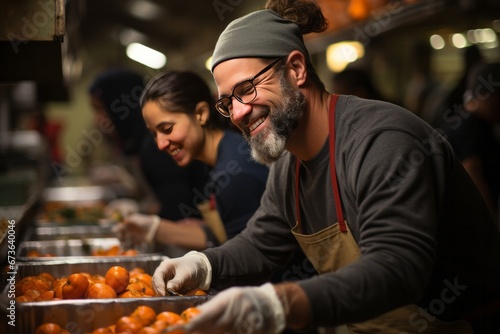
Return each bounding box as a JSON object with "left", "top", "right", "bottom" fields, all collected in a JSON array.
[
  {"left": 131, "top": 305, "right": 156, "bottom": 326},
  {"left": 38, "top": 272, "right": 56, "bottom": 283},
  {"left": 131, "top": 273, "right": 153, "bottom": 287},
  {"left": 115, "top": 316, "right": 143, "bottom": 334},
  {"left": 53, "top": 284, "right": 63, "bottom": 299},
  {"left": 90, "top": 328, "right": 114, "bottom": 334},
  {"left": 52, "top": 277, "right": 68, "bottom": 289},
  {"left": 105, "top": 266, "right": 129, "bottom": 294},
  {"left": 15, "top": 295, "right": 32, "bottom": 303},
  {"left": 119, "top": 290, "right": 144, "bottom": 298},
  {"left": 24, "top": 289, "right": 41, "bottom": 301},
  {"left": 62, "top": 273, "right": 90, "bottom": 299},
  {"left": 137, "top": 327, "right": 159, "bottom": 334},
  {"left": 26, "top": 250, "right": 42, "bottom": 257},
  {"left": 185, "top": 289, "right": 207, "bottom": 296},
  {"left": 18, "top": 276, "right": 51, "bottom": 295},
  {"left": 35, "top": 323, "right": 64, "bottom": 334},
  {"left": 180, "top": 307, "right": 201, "bottom": 323},
  {"left": 127, "top": 281, "right": 156, "bottom": 297},
  {"left": 93, "top": 274, "right": 106, "bottom": 283},
  {"left": 35, "top": 290, "right": 55, "bottom": 301},
  {"left": 129, "top": 267, "right": 146, "bottom": 276},
  {"left": 86, "top": 283, "right": 118, "bottom": 299},
  {"left": 122, "top": 249, "right": 139, "bottom": 256},
  {"left": 150, "top": 320, "right": 168, "bottom": 331},
  {"left": 105, "top": 245, "right": 121, "bottom": 256},
  {"left": 156, "top": 311, "right": 183, "bottom": 326}
]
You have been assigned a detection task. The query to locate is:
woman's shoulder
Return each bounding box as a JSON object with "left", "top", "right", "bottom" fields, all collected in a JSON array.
[
  {"left": 218, "top": 130, "right": 251, "bottom": 160},
  {"left": 217, "top": 130, "right": 268, "bottom": 170}
]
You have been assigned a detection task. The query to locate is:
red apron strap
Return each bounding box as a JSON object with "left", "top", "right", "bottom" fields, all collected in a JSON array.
[
  {"left": 295, "top": 94, "right": 346, "bottom": 232},
  {"left": 328, "top": 94, "right": 346, "bottom": 232}
]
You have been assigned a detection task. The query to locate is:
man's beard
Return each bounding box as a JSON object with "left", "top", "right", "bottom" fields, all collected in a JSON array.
[{"left": 246, "top": 73, "right": 306, "bottom": 165}]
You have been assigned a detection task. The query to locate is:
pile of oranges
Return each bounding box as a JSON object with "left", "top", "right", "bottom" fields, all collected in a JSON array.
[
  {"left": 34, "top": 305, "right": 201, "bottom": 334},
  {"left": 25, "top": 250, "right": 56, "bottom": 258},
  {"left": 16, "top": 266, "right": 157, "bottom": 302}
]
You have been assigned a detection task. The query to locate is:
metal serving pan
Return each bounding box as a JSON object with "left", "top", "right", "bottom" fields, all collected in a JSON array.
[
  {"left": 25, "top": 225, "right": 116, "bottom": 241},
  {"left": 9, "top": 295, "right": 210, "bottom": 334},
  {"left": 1, "top": 256, "right": 210, "bottom": 333},
  {"left": 11, "top": 254, "right": 167, "bottom": 278},
  {"left": 16, "top": 238, "right": 155, "bottom": 261}
]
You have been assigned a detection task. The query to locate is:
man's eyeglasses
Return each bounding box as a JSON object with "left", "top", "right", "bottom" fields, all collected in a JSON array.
[{"left": 215, "top": 57, "right": 285, "bottom": 117}]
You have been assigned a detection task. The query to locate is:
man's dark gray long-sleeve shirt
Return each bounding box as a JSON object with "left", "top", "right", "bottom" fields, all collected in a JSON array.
[{"left": 203, "top": 95, "right": 500, "bottom": 329}]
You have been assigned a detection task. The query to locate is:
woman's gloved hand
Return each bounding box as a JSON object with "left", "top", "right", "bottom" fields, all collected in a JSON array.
[
  {"left": 113, "top": 213, "right": 160, "bottom": 244},
  {"left": 104, "top": 198, "right": 139, "bottom": 220},
  {"left": 185, "top": 283, "right": 286, "bottom": 334},
  {"left": 152, "top": 251, "right": 212, "bottom": 296}
]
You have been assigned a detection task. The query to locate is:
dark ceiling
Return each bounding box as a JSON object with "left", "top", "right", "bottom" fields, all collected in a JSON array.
[{"left": 70, "top": 0, "right": 267, "bottom": 73}]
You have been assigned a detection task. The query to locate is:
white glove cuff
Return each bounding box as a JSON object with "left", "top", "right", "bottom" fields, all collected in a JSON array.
[
  {"left": 145, "top": 215, "right": 161, "bottom": 243},
  {"left": 185, "top": 250, "right": 212, "bottom": 290},
  {"left": 259, "top": 283, "right": 286, "bottom": 334}
]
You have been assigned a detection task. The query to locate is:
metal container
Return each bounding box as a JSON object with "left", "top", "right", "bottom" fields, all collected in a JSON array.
[
  {"left": 2, "top": 256, "right": 211, "bottom": 333},
  {"left": 16, "top": 238, "right": 155, "bottom": 261},
  {"left": 25, "top": 225, "right": 116, "bottom": 241},
  {"left": 12, "top": 254, "right": 166, "bottom": 278},
  {"left": 8, "top": 296, "right": 210, "bottom": 334}
]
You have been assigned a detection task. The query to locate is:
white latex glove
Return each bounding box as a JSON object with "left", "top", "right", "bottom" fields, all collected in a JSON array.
[
  {"left": 104, "top": 198, "right": 139, "bottom": 219},
  {"left": 114, "top": 213, "right": 160, "bottom": 244},
  {"left": 152, "top": 251, "right": 212, "bottom": 296},
  {"left": 185, "top": 283, "right": 286, "bottom": 334}
]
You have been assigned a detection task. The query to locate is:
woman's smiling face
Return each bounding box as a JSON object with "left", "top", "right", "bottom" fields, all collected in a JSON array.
[{"left": 142, "top": 100, "right": 205, "bottom": 167}]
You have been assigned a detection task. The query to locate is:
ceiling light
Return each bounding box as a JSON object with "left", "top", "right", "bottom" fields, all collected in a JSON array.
[
  {"left": 451, "top": 33, "right": 467, "bottom": 48},
  {"left": 205, "top": 56, "right": 212, "bottom": 71},
  {"left": 429, "top": 34, "right": 445, "bottom": 50},
  {"left": 126, "top": 43, "right": 166, "bottom": 69},
  {"left": 326, "top": 41, "right": 365, "bottom": 73}
]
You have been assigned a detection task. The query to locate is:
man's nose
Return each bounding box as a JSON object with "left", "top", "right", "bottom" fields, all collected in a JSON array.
[{"left": 230, "top": 98, "right": 252, "bottom": 124}]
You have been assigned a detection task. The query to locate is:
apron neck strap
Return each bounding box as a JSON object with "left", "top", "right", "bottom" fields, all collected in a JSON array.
[{"left": 295, "top": 94, "right": 346, "bottom": 232}]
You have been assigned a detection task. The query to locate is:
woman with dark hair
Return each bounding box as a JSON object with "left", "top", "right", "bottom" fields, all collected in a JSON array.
[
  {"left": 119, "top": 70, "right": 270, "bottom": 251},
  {"left": 88, "top": 68, "right": 209, "bottom": 224}
]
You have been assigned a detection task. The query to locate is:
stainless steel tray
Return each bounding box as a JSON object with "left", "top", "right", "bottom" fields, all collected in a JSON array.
[
  {"left": 12, "top": 254, "right": 167, "bottom": 278},
  {"left": 25, "top": 225, "right": 116, "bottom": 241},
  {"left": 11, "top": 295, "right": 210, "bottom": 334},
  {"left": 16, "top": 238, "right": 155, "bottom": 261},
  {"left": 1, "top": 256, "right": 210, "bottom": 334}
]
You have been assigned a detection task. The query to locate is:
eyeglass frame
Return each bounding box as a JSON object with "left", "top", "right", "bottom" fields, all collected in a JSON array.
[{"left": 215, "top": 56, "right": 286, "bottom": 117}]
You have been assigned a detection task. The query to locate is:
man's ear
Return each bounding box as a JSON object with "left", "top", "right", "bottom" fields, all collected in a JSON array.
[
  {"left": 195, "top": 101, "right": 210, "bottom": 125},
  {"left": 287, "top": 50, "right": 308, "bottom": 86}
]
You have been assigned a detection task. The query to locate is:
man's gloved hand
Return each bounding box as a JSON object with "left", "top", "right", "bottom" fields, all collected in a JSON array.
[
  {"left": 152, "top": 251, "right": 212, "bottom": 296},
  {"left": 113, "top": 213, "right": 160, "bottom": 244},
  {"left": 185, "top": 283, "right": 286, "bottom": 334}
]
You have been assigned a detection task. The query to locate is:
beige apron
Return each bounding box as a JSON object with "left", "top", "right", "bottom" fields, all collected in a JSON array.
[
  {"left": 197, "top": 195, "right": 227, "bottom": 244},
  {"left": 291, "top": 94, "right": 473, "bottom": 334}
]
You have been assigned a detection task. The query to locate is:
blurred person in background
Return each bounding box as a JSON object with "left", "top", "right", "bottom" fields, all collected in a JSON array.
[
  {"left": 433, "top": 44, "right": 484, "bottom": 127},
  {"left": 440, "top": 62, "right": 500, "bottom": 224},
  {"left": 404, "top": 41, "right": 447, "bottom": 124},
  {"left": 331, "top": 67, "right": 384, "bottom": 101},
  {"left": 88, "top": 68, "right": 209, "bottom": 229},
  {"left": 151, "top": 1, "right": 500, "bottom": 333}
]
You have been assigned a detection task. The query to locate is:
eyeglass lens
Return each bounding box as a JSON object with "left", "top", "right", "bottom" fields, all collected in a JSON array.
[{"left": 216, "top": 57, "right": 284, "bottom": 117}]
